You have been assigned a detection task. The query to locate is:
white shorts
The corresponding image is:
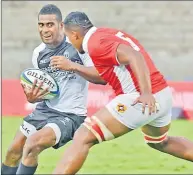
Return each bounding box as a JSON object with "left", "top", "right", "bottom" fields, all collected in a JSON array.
[{"left": 106, "top": 87, "right": 172, "bottom": 129}]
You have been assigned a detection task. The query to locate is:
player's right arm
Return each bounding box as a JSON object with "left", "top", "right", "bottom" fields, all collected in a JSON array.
[
  {"left": 22, "top": 80, "right": 49, "bottom": 103},
  {"left": 117, "top": 44, "right": 157, "bottom": 114},
  {"left": 117, "top": 44, "right": 151, "bottom": 95},
  {"left": 91, "top": 34, "right": 156, "bottom": 114}
]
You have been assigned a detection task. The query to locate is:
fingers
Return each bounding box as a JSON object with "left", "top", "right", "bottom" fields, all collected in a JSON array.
[
  {"left": 148, "top": 103, "right": 153, "bottom": 115},
  {"left": 50, "top": 56, "right": 64, "bottom": 63},
  {"left": 38, "top": 87, "right": 49, "bottom": 97},
  {"left": 131, "top": 98, "right": 138, "bottom": 106},
  {"left": 33, "top": 81, "right": 43, "bottom": 96},
  {"left": 132, "top": 97, "right": 157, "bottom": 115},
  {"left": 141, "top": 102, "right": 155, "bottom": 115},
  {"left": 50, "top": 56, "right": 73, "bottom": 71},
  {"left": 50, "top": 59, "right": 59, "bottom": 67},
  {"left": 50, "top": 59, "right": 62, "bottom": 69},
  {"left": 50, "top": 57, "right": 60, "bottom": 63},
  {"left": 21, "top": 83, "right": 28, "bottom": 94},
  {"left": 151, "top": 103, "right": 157, "bottom": 114},
  {"left": 31, "top": 79, "right": 38, "bottom": 91},
  {"left": 142, "top": 103, "right": 146, "bottom": 114},
  {"left": 147, "top": 101, "right": 157, "bottom": 115},
  {"left": 38, "top": 90, "right": 50, "bottom": 99}
]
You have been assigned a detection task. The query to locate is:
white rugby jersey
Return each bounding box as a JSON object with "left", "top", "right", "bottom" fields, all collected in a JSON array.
[{"left": 31, "top": 37, "right": 94, "bottom": 115}]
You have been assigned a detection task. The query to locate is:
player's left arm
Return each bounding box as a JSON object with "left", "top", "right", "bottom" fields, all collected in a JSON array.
[
  {"left": 74, "top": 52, "right": 107, "bottom": 85},
  {"left": 72, "top": 64, "right": 107, "bottom": 85},
  {"left": 116, "top": 44, "right": 151, "bottom": 94},
  {"left": 50, "top": 55, "right": 107, "bottom": 85}
]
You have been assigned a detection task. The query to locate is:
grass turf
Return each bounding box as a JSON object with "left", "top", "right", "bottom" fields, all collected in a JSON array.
[{"left": 2, "top": 117, "right": 193, "bottom": 174}]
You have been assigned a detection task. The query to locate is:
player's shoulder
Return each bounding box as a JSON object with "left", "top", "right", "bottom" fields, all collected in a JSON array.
[
  {"left": 33, "top": 42, "right": 46, "bottom": 54},
  {"left": 97, "top": 27, "right": 118, "bottom": 34},
  {"left": 93, "top": 27, "right": 119, "bottom": 44},
  {"left": 88, "top": 27, "right": 119, "bottom": 54}
]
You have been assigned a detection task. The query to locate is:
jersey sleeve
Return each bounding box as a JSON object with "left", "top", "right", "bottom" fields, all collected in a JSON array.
[
  {"left": 31, "top": 50, "right": 38, "bottom": 68},
  {"left": 31, "top": 43, "right": 46, "bottom": 68},
  {"left": 90, "top": 39, "right": 121, "bottom": 66}
]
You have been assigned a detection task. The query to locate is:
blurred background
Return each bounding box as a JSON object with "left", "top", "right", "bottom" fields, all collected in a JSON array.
[
  {"left": 2, "top": 1, "right": 193, "bottom": 80},
  {"left": 2, "top": 1, "right": 193, "bottom": 174}
]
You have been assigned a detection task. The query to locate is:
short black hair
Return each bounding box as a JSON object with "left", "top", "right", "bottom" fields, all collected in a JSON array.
[
  {"left": 64, "top": 11, "right": 93, "bottom": 31},
  {"left": 38, "top": 4, "right": 62, "bottom": 21}
]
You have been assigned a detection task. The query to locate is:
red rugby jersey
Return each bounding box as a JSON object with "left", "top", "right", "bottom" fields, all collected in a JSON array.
[{"left": 82, "top": 27, "right": 167, "bottom": 95}]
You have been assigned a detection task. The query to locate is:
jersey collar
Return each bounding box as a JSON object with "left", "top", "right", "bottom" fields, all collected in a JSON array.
[{"left": 82, "top": 26, "right": 97, "bottom": 52}]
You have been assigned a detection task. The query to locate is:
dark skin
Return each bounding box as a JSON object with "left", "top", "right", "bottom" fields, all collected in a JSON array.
[
  {"left": 38, "top": 14, "right": 64, "bottom": 47},
  {"left": 2, "top": 14, "right": 65, "bottom": 169},
  {"left": 116, "top": 43, "right": 156, "bottom": 115},
  {"left": 21, "top": 14, "right": 64, "bottom": 103},
  {"left": 53, "top": 25, "right": 156, "bottom": 115},
  {"left": 21, "top": 80, "right": 49, "bottom": 103},
  {"left": 52, "top": 25, "right": 193, "bottom": 175},
  {"left": 50, "top": 45, "right": 156, "bottom": 114},
  {"left": 18, "top": 14, "right": 65, "bottom": 166},
  {"left": 50, "top": 56, "right": 107, "bottom": 85}
]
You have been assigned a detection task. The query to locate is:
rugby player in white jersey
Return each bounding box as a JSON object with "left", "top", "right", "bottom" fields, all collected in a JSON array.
[{"left": 1, "top": 5, "right": 105, "bottom": 175}]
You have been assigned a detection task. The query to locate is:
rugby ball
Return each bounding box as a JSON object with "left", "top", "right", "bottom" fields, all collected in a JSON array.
[{"left": 20, "top": 68, "right": 59, "bottom": 100}]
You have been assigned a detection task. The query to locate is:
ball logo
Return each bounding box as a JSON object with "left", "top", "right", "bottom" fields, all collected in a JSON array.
[{"left": 26, "top": 70, "right": 55, "bottom": 88}]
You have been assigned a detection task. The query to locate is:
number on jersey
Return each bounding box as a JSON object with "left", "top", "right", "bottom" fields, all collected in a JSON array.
[{"left": 115, "top": 32, "right": 140, "bottom": 51}]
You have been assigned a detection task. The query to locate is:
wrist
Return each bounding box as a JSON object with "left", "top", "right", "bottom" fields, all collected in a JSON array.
[
  {"left": 71, "top": 62, "right": 80, "bottom": 71},
  {"left": 140, "top": 89, "right": 152, "bottom": 95},
  {"left": 140, "top": 84, "right": 152, "bottom": 95}
]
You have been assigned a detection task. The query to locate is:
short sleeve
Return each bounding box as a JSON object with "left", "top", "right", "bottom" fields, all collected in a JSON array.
[
  {"left": 32, "top": 50, "right": 38, "bottom": 68},
  {"left": 32, "top": 43, "right": 46, "bottom": 68}
]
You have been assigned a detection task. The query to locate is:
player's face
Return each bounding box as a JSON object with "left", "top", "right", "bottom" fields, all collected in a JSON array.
[
  {"left": 38, "top": 14, "right": 63, "bottom": 45},
  {"left": 64, "top": 27, "right": 83, "bottom": 52}
]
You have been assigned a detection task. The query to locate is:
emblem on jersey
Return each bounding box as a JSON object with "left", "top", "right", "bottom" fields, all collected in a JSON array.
[
  {"left": 64, "top": 51, "right": 69, "bottom": 58},
  {"left": 116, "top": 103, "right": 127, "bottom": 113}
]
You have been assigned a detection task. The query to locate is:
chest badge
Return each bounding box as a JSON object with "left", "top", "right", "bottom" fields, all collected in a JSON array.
[{"left": 64, "top": 51, "right": 69, "bottom": 59}]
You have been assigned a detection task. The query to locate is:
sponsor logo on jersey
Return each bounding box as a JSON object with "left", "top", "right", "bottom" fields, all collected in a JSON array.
[{"left": 39, "top": 58, "right": 50, "bottom": 64}]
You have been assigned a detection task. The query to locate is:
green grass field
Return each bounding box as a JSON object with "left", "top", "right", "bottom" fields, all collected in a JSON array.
[{"left": 2, "top": 117, "right": 193, "bottom": 174}]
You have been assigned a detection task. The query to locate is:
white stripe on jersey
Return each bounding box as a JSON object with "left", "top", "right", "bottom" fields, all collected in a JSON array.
[
  {"left": 113, "top": 65, "right": 137, "bottom": 94},
  {"left": 32, "top": 43, "right": 46, "bottom": 68},
  {"left": 66, "top": 36, "right": 94, "bottom": 67}
]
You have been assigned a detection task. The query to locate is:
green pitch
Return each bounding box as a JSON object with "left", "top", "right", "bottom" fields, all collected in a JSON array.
[{"left": 2, "top": 117, "right": 193, "bottom": 174}]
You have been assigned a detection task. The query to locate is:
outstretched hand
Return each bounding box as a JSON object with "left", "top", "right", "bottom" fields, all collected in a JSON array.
[{"left": 21, "top": 79, "right": 49, "bottom": 103}]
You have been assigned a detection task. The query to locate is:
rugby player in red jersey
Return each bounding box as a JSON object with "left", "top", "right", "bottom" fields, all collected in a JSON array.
[{"left": 51, "top": 12, "right": 193, "bottom": 174}]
